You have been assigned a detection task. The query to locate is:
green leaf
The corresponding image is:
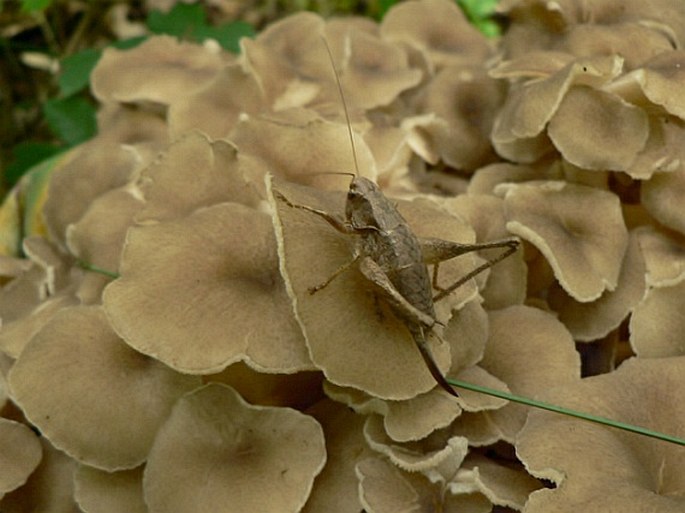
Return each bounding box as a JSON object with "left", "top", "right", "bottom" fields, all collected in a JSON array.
[
  {"left": 457, "top": 0, "right": 501, "bottom": 37},
  {"left": 58, "top": 48, "right": 101, "bottom": 97},
  {"left": 147, "top": 3, "right": 206, "bottom": 39},
  {"left": 20, "top": 0, "right": 52, "bottom": 12},
  {"left": 43, "top": 96, "right": 97, "bottom": 146},
  {"left": 195, "top": 21, "right": 255, "bottom": 53},
  {"left": 111, "top": 36, "right": 148, "bottom": 50},
  {"left": 4, "top": 142, "right": 61, "bottom": 188}
]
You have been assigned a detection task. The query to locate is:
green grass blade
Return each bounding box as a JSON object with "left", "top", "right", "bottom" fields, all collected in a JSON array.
[{"left": 447, "top": 377, "right": 685, "bottom": 446}]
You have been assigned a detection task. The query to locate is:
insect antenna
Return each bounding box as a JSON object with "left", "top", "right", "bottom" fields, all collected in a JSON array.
[{"left": 321, "top": 36, "right": 360, "bottom": 179}]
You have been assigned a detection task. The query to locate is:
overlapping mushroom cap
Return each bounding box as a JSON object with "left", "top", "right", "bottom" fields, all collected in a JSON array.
[
  {"left": 518, "top": 357, "right": 685, "bottom": 512},
  {"left": 143, "top": 383, "right": 326, "bottom": 513}
]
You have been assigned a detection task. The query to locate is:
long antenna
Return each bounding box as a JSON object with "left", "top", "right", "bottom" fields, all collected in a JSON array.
[{"left": 321, "top": 36, "right": 360, "bottom": 177}]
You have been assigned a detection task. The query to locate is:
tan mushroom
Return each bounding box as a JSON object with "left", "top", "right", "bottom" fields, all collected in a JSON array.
[
  {"left": 548, "top": 229, "right": 646, "bottom": 341},
  {"left": 0, "top": 418, "right": 42, "bottom": 496},
  {"left": 133, "top": 132, "right": 261, "bottom": 224},
  {"left": 635, "top": 225, "right": 685, "bottom": 287},
  {"left": 414, "top": 65, "right": 503, "bottom": 171},
  {"left": 230, "top": 109, "right": 377, "bottom": 190},
  {"left": 168, "top": 64, "right": 266, "bottom": 139},
  {"left": 476, "top": 305, "right": 581, "bottom": 442},
  {"left": 8, "top": 305, "right": 201, "bottom": 470},
  {"left": 380, "top": 0, "right": 492, "bottom": 71},
  {"left": 43, "top": 109, "right": 167, "bottom": 248},
  {"left": 0, "top": 437, "right": 77, "bottom": 512},
  {"left": 74, "top": 465, "right": 146, "bottom": 513},
  {"left": 356, "top": 456, "right": 492, "bottom": 513},
  {"left": 104, "top": 201, "right": 311, "bottom": 374},
  {"left": 630, "top": 279, "right": 685, "bottom": 357},
  {"left": 91, "top": 35, "right": 228, "bottom": 106},
  {"left": 500, "top": 180, "right": 629, "bottom": 301},
  {"left": 517, "top": 356, "right": 685, "bottom": 513},
  {"left": 547, "top": 85, "right": 649, "bottom": 170},
  {"left": 143, "top": 383, "right": 326, "bottom": 513},
  {"left": 302, "top": 399, "right": 374, "bottom": 513},
  {"left": 641, "top": 166, "right": 685, "bottom": 235}
]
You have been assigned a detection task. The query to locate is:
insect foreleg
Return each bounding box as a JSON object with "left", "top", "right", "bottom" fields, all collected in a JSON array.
[
  {"left": 308, "top": 255, "right": 360, "bottom": 294},
  {"left": 274, "top": 190, "right": 352, "bottom": 234},
  {"left": 425, "top": 238, "right": 520, "bottom": 302}
]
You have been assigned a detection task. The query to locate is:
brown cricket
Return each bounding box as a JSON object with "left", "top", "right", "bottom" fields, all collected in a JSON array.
[{"left": 273, "top": 40, "right": 519, "bottom": 397}]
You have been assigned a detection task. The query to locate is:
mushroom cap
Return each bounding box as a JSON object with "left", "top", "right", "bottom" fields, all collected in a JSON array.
[
  {"left": 0, "top": 418, "right": 42, "bottom": 494},
  {"left": 74, "top": 465, "right": 146, "bottom": 513},
  {"left": 630, "top": 279, "right": 685, "bottom": 357},
  {"left": 134, "top": 132, "right": 261, "bottom": 224},
  {"left": 91, "top": 35, "right": 227, "bottom": 105},
  {"left": 380, "top": 0, "right": 492, "bottom": 70},
  {"left": 356, "top": 456, "right": 492, "bottom": 513},
  {"left": 8, "top": 305, "right": 201, "bottom": 470},
  {"left": 477, "top": 305, "right": 581, "bottom": 442},
  {"left": 143, "top": 383, "right": 326, "bottom": 513},
  {"left": 549, "top": 229, "right": 646, "bottom": 341},
  {"left": 548, "top": 85, "right": 649, "bottom": 170},
  {"left": 104, "top": 201, "right": 311, "bottom": 374},
  {"left": 500, "top": 180, "right": 629, "bottom": 301},
  {"left": 641, "top": 165, "right": 685, "bottom": 236},
  {"left": 302, "top": 399, "right": 373, "bottom": 513},
  {"left": 0, "top": 437, "right": 78, "bottom": 512},
  {"left": 517, "top": 356, "right": 685, "bottom": 513}
]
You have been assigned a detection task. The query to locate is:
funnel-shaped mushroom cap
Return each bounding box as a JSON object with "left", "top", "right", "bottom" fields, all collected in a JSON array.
[
  {"left": 0, "top": 419, "right": 42, "bottom": 494},
  {"left": 549, "top": 229, "right": 646, "bottom": 341},
  {"left": 104, "top": 201, "right": 311, "bottom": 374},
  {"left": 74, "top": 465, "right": 146, "bottom": 513},
  {"left": 642, "top": 166, "right": 685, "bottom": 236},
  {"left": 630, "top": 279, "right": 685, "bottom": 357},
  {"left": 477, "top": 305, "right": 581, "bottom": 442},
  {"left": 517, "top": 356, "right": 685, "bottom": 513},
  {"left": 500, "top": 181, "right": 628, "bottom": 301},
  {"left": 356, "top": 456, "right": 492, "bottom": 513},
  {"left": 91, "top": 36, "right": 226, "bottom": 105},
  {"left": 8, "top": 306, "right": 201, "bottom": 470},
  {"left": 143, "top": 383, "right": 326, "bottom": 513},
  {"left": 380, "top": 0, "right": 491, "bottom": 69}
]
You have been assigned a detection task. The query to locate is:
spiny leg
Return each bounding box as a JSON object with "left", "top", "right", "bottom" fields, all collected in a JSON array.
[{"left": 432, "top": 239, "right": 519, "bottom": 302}]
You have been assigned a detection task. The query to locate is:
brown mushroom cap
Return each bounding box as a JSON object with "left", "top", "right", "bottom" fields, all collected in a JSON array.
[
  {"left": 356, "top": 456, "right": 492, "bottom": 513},
  {"left": 0, "top": 418, "right": 42, "bottom": 495},
  {"left": 641, "top": 166, "right": 685, "bottom": 236},
  {"left": 630, "top": 279, "right": 685, "bottom": 357},
  {"left": 8, "top": 305, "right": 201, "bottom": 470},
  {"left": 0, "top": 437, "right": 77, "bottom": 512},
  {"left": 91, "top": 35, "right": 227, "bottom": 105},
  {"left": 302, "top": 399, "right": 373, "bottom": 513},
  {"left": 104, "top": 201, "right": 311, "bottom": 374},
  {"left": 380, "top": 0, "right": 492, "bottom": 70},
  {"left": 547, "top": 85, "right": 649, "bottom": 170},
  {"left": 517, "top": 356, "right": 685, "bottom": 512},
  {"left": 74, "top": 465, "right": 146, "bottom": 513},
  {"left": 548, "top": 229, "right": 646, "bottom": 341},
  {"left": 501, "top": 180, "right": 629, "bottom": 301},
  {"left": 143, "top": 383, "right": 326, "bottom": 513},
  {"left": 477, "top": 305, "right": 581, "bottom": 442}
]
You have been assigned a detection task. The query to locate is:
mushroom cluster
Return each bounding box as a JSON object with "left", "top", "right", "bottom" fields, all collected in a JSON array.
[{"left": 1, "top": 0, "right": 685, "bottom": 511}]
